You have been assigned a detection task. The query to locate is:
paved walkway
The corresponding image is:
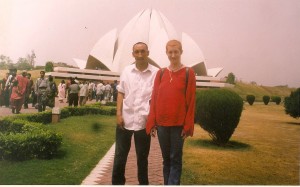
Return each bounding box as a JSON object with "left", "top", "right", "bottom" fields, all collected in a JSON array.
[
  {"left": 82, "top": 136, "right": 164, "bottom": 185},
  {"left": 0, "top": 98, "right": 164, "bottom": 185}
]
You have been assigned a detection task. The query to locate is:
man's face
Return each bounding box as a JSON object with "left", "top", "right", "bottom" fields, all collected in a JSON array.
[
  {"left": 132, "top": 44, "right": 149, "bottom": 61},
  {"left": 166, "top": 45, "right": 182, "bottom": 64},
  {"left": 40, "top": 72, "right": 45, "bottom": 78}
]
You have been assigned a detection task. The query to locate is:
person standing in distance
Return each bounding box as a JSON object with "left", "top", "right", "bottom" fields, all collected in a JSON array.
[
  {"left": 112, "top": 42, "right": 158, "bottom": 185},
  {"left": 146, "top": 39, "right": 196, "bottom": 185},
  {"left": 35, "top": 70, "right": 50, "bottom": 112}
]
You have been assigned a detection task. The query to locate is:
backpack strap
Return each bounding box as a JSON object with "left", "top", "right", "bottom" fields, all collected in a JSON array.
[
  {"left": 185, "top": 67, "right": 189, "bottom": 91},
  {"left": 160, "top": 68, "right": 165, "bottom": 82}
]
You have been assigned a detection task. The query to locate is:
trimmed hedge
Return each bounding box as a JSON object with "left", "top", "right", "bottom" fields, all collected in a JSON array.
[
  {"left": 271, "top": 96, "right": 282, "bottom": 105},
  {"left": 7, "top": 104, "right": 117, "bottom": 125},
  {"left": 0, "top": 119, "right": 62, "bottom": 160},
  {"left": 284, "top": 88, "right": 300, "bottom": 119},
  {"left": 263, "top": 95, "right": 270, "bottom": 105},
  {"left": 195, "top": 89, "right": 244, "bottom": 145},
  {"left": 0, "top": 103, "right": 116, "bottom": 161},
  {"left": 246, "top": 95, "right": 255, "bottom": 105}
]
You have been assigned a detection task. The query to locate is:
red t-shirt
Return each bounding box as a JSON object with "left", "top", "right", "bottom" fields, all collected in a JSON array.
[{"left": 146, "top": 67, "right": 196, "bottom": 136}]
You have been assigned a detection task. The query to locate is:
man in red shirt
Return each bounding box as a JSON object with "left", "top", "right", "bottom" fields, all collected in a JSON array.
[
  {"left": 146, "top": 40, "right": 196, "bottom": 185},
  {"left": 15, "top": 70, "right": 29, "bottom": 113}
]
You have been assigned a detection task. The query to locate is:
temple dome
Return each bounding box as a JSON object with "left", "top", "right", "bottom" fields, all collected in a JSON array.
[{"left": 83, "top": 9, "right": 222, "bottom": 76}]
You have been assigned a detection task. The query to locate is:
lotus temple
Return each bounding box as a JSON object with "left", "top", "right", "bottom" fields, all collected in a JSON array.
[{"left": 48, "top": 9, "right": 231, "bottom": 88}]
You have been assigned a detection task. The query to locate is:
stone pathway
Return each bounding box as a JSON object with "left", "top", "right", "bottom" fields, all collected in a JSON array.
[{"left": 82, "top": 136, "right": 164, "bottom": 185}]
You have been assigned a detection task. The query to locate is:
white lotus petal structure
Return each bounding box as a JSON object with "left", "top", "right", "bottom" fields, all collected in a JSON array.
[{"left": 82, "top": 8, "right": 222, "bottom": 77}]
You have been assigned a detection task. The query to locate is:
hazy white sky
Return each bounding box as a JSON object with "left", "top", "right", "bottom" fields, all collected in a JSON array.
[{"left": 0, "top": 0, "right": 299, "bottom": 87}]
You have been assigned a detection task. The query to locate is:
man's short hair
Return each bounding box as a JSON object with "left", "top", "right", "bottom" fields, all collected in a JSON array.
[
  {"left": 166, "top": 40, "right": 182, "bottom": 51},
  {"left": 40, "top": 70, "right": 45, "bottom": 74},
  {"left": 132, "top": 42, "right": 148, "bottom": 51}
]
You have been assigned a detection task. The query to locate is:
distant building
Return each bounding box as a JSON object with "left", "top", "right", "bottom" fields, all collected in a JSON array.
[{"left": 48, "top": 9, "right": 231, "bottom": 88}]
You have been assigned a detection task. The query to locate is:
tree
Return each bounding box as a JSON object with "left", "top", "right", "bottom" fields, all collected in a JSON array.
[
  {"left": 284, "top": 88, "right": 300, "bottom": 119},
  {"left": 0, "top": 55, "right": 13, "bottom": 69},
  {"left": 226, "top": 72, "right": 235, "bottom": 84},
  {"left": 45, "top": 61, "right": 54, "bottom": 72},
  {"left": 195, "top": 89, "right": 244, "bottom": 145},
  {"left": 27, "top": 50, "right": 36, "bottom": 67},
  {"left": 16, "top": 57, "right": 33, "bottom": 70}
]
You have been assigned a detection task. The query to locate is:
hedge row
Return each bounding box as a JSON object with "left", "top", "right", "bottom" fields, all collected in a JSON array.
[
  {"left": 0, "top": 103, "right": 117, "bottom": 161},
  {"left": 0, "top": 119, "right": 62, "bottom": 160},
  {"left": 8, "top": 103, "right": 116, "bottom": 124}
]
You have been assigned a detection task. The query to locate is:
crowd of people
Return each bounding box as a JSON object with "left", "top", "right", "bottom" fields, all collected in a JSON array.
[
  {"left": 0, "top": 69, "right": 34, "bottom": 114},
  {"left": 0, "top": 69, "right": 118, "bottom": 113}
]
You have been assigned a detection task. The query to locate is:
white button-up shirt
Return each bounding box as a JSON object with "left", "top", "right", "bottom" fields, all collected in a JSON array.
[{"left": 117, "top": 63, "right": 158, "bottom": 131}]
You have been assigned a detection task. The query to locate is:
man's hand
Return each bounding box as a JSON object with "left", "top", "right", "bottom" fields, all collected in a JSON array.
[
  {"left": 150, "top": 127, "right": 157, "bottom": 137},
  {"left": 181, "top": 129, "right": 187, "bottom": 139},
  {"left": 117, "top": 114, "right": 125, "bottom": 130}
]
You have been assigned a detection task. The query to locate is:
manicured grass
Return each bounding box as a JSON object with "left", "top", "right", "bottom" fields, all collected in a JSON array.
[
  {"left": 0, "top": 115, "right": 116, "bottom": 185},
  {"left": 182, "top": 103, "right": 300, "bottom": 185}
]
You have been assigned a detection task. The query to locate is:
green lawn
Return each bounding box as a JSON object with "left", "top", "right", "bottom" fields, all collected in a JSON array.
[
  {"left": 0, "top": 103, "right": 299, "bottom": 185},
  {"left": 182, "top": 103, "right": 300, "bottom": 185},
  {"left": 0, "top": 115, "right": 116, "bottom": 185}
]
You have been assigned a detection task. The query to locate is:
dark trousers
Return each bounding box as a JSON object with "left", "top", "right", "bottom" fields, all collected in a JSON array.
[
  {"left": 112, "top": 126, "right": 151, "bottom": 185},
  {"left": 68, "top": 93, "right": 78, "bottom": 107},
  {"left": 37, "top": 90, "right": 47, "bottom": 112},
  {"left": 157, "top": 126, "right": 184, "bottom": 185}
]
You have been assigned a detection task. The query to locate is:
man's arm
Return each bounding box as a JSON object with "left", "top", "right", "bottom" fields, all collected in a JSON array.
[{"left": 116, "top": 92, "right": 125, "bottom": 129}]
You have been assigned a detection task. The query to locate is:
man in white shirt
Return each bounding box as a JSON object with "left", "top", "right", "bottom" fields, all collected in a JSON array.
[
  {"left": 112, "top": 42, "right": 158, "bottom": 185},
  {"left": 104, "top": 82, "right": 111, "bottom": 101}
]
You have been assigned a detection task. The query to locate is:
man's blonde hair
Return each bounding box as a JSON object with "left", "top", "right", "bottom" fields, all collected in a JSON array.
[{"left": 166, "top": 40, "right": 182, "bottom": 51}]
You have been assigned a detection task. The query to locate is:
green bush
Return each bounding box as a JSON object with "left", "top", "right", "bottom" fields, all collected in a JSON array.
[
  {"left": 25, "top": 111, "right": 52, "bottom": 124},
  {"left": 0, "top": 118, "right": 44, "bottom": 134},
  {"left": 0, "top": 103, "right": 116, "bottom": 161},
  {"left": 263, "top": 95, "right": 270, "bottom": 105},
  {"left": 246, "top": 95, "right": 255, "bottom": 105},
  {"left": 195, "top": 89, "right": 244, "bottom": 145},
  {"left": 284, "top": 88, "right": 300, "bottom": 119},
  {"left": 0, "top": 119, "right": 62, "bottom": 161},
  {"left": 271, "top": 96, "right": 282, "bottom": 105}
]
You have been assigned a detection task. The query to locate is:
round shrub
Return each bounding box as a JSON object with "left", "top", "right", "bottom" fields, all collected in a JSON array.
[
  {"left": 284, "top": 88, "right": 300, "bottom": 119},
  {"left": 263, "top": 95, "right": 270, "bottom": 105},
  {"left": 195, "top": 89, "right": 244, "bottom": 145},
  {"left": 246, "top": 95, "right": 255, "bottom": 105},
  {"left": 271, "top": 96, "right": 282, "bottom": 105}
]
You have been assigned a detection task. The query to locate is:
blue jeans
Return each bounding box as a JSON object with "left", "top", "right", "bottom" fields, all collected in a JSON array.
[
  {"left": 157, "top": 126, "right": 184, "bottom": 185},
  {"left": 112, "top": 126, "right": 151, "bottom": 185}
]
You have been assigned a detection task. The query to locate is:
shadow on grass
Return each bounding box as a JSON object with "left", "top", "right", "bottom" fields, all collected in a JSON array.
[
  {"left": 188, "top": 139, "right": 251, "bottom": 151},
  {"left": 286, "top": 122, "right": 300, "bottom": 126},
  {"left": 54, "top": 150, "right": 67, "bottom": 159},
  {"left": 91, "top": 122, "right": 103, "bottom": 133}
]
